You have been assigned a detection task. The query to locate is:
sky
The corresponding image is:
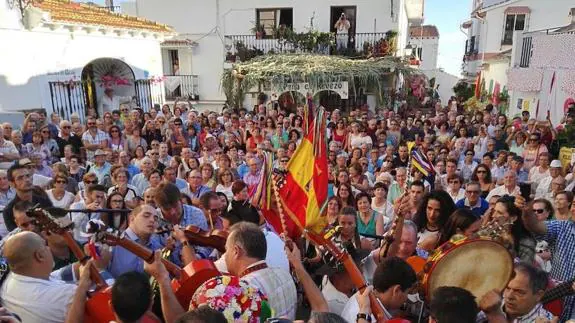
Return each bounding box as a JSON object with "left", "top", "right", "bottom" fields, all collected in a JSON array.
[
  {"left": 81, "top": 0, "right": 469, "bottom": 76},
  {"left": 424, "top": 0, "right": 470, "bottom": 76}
]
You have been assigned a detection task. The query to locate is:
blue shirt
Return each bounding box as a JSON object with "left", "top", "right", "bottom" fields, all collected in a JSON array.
[
  {"left": 125, "top": 164, "right": 140, "bottom": 181},
  {"left": 455, "top": 198, "right": 489, "bottom": 218},
  {"left": 237, "top": 163, "right": 249, "bottom": 179},
  {"left": 175, "top": 178, "right": 187, "bottom": 190},
  {"left": 108, "top": 228, "right": 163, "bottom": 278},
  {"left": 161, "top": 204, "right": 210, "bottom": 267}
]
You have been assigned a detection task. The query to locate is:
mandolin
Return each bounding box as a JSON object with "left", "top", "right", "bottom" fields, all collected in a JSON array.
[
  {"left": 306, "top": 230, "right": 408, "bottom": 323},
  {"left": 93, "top": 229, "right": 221, "bottom": 308},
  {"left": 156, "top": 217, "right": 228, "bottom": 253}
]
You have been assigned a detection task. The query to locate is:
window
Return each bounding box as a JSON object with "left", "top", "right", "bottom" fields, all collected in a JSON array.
[
  {"left": 417, "top": 48, "right": 423, "bottom": 60},
  {"left": 469, "top": 36, "right": 476, "bottom": 54},
  {"left": 502, "top": 14, "right": 526, "bottom": 45},
  {"left": 256, "top": 8, "right": 293, "bottom": 38}
]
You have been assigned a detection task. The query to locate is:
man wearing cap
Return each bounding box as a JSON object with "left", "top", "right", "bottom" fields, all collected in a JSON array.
[
  {"left": 535, "top": 160, "right": 563, "bottom": 201},
  {"left": 88, "top": 149, "right": 111, "bottom": 185},
  {"left": 3, "top": 161, "right": 53, "bottom": 231}
]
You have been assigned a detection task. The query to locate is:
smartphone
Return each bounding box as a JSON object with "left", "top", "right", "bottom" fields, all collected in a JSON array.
[{"left": 519, "top": 183, "right": 531, "bottom": 202}]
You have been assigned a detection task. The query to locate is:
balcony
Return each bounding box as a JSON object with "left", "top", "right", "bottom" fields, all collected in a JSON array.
[
  {"left": 225, "top": 32, "right": 398, "bottom": 61},
  {"left": 164, "top": 75, "right": 199, "bottom": 101}
]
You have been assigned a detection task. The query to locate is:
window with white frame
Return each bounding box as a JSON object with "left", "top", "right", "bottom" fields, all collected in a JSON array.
[{"left": 502, "top": 14, "right": 525, "bottom": 45}]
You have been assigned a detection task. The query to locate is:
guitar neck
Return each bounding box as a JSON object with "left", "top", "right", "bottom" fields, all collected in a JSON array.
[
  {"left": 61, "top": 231, "right": 107, "bottom": 289},
  {"left": 113, "top": 236, "right": 182, "bottom": 277},
  {"left": 542, "top": 278, "right": 575, "bottom": 304}
]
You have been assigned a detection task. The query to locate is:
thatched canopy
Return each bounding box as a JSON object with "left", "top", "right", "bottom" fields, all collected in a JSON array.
[{"left": 221, "top": 54, "right": 417, "bottom": 107}]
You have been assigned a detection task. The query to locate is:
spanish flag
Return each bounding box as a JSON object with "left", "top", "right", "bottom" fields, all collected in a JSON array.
[{"left": 276, "top": 108, "right": 329, "bottom": 235}]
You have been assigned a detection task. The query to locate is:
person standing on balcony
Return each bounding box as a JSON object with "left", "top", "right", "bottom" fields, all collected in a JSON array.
[
  {"left": 98, "top": 88, "right": 132, "bottom": 118},
  {"left": 335, "top": 13, "right": 350, "bottom": 51}
]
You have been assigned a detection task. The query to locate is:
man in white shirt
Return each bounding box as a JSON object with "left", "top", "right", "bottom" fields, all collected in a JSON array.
[
  {"left": 334, "top": 13, "right": 351, "bottom": 50},
  {"left": 69, "top": 184, "right": 106, "bottom": 243},
  {"left": 535, "top": 160, "right": 563, "bottom": 201},
  {"left": 341, "top": 257, "right": 417, "bottom": 322},
  {"left": 487, "top": 170, "right": 520, "bottom": 201},
  {"left": 0, "top": 136, "right": 19, "bottom": 170},
  {"left": 98, "top": 88, "right": 132, "bottom": 117},
  {"left": 223, "top": 222, "right": 297, "bottom": 320},
  {"left": 0, "top": 231, "right": 92, "bottom": 323}
]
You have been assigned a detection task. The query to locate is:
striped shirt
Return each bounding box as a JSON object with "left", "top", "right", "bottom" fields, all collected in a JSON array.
[
  {"left": 476, "top": 303, "right": 553, "bottom": 322},
  {"left": 81, "top": 130, "right": 109, "bottom": 162},
  {"left": 540, "top": 220, "right": 575, "bottom": 321},
  {"left": 242, "top": 260, "right": 297, "bottom": 320}
]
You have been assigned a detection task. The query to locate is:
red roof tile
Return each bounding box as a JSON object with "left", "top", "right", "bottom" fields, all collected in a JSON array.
[
  {"left": 409, "top": 25, "right": 439, "bottom": 38},
  {"left": 34, "top": 0, "right": 173, "bottom": 33}
]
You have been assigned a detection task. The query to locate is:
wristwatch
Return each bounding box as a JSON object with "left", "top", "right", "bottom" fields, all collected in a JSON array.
[{"left": 356, "top": 313, "right": 371, "bottom": 322}]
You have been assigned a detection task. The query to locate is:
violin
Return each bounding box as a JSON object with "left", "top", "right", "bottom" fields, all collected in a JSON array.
[
  {"left": 156, "top": 217, "right": 228, "bottom": 253},
  {"left": 94, "top": 230, "right": 221, "bottom": 308}
]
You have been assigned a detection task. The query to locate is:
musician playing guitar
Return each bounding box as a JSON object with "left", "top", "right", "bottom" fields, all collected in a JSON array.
[
  {"left": 340, "top": 257, "right": 417, "bottom": 322},
  {"left": 0, "top": 231, "right": 94, "bottom": 323}
]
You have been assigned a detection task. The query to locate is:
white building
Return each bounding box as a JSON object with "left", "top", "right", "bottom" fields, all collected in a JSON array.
[
  {"left": 121, "top": 0, "right": 425, "bottom": 111},
  {"left": 0, "top": 0, "right": 173, "bottom": 121},
  {"left": 461, "top": 0, "right": 575, "bottom": 111},
  {"left": 507, "top": 19, "right": 575, "bottom": 126},
  {"left": 408, "top": 25, "right": 459, "bottom": 103}
]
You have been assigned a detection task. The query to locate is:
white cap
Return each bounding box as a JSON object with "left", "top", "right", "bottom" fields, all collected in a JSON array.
[{"left": 550, "top": 160, "right": 562, "bottom": 168}]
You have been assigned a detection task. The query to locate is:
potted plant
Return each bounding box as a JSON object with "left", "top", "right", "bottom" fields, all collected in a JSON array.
[{"left": 225, "top": 51, "right": 236, "bottom": 62}]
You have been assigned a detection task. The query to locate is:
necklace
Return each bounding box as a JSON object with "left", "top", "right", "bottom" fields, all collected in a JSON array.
[{"left": 239, "top": 262, "right": 268, "bottom": 277}]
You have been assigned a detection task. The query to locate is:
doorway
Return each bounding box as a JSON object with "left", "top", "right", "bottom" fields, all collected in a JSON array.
[{"left": 330, "top": 6, "right": 357, "bottom": 52}]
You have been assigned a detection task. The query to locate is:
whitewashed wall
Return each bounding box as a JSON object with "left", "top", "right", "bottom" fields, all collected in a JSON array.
[
  {"left": 410, "top": 36, "right": 438, "bottom": 70},
  {"left": 0, "top": 2, "right": 165, "bottom": 114}
]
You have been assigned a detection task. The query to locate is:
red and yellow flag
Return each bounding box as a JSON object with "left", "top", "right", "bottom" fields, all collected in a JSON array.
[{"left": 276, "top": 108, "right": 329, "bottom": 235}]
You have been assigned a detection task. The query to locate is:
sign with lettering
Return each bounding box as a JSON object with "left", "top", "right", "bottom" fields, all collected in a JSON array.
[{"left": 272, "top": 81, "right": 349, "bottom": 99}]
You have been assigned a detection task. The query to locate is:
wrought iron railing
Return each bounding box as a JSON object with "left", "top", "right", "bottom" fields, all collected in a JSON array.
[{"left": 226, "top": 32, "right": 397, "bottom": 60}]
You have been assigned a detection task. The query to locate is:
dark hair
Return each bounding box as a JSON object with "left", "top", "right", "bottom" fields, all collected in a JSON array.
[
  {"left": 430, "top": 286, "right": 478, "bottom": 323},
  {"left": 199, "top": 191, "right": 219, "bottom": 210},
  {"left": 514, "top": 262, "right": 548, "bottom": 294},
  {"left": 111, "top": 272, "right": 152, "bottom": 322},
  {"left": 231, "top": 180, "right": 247, "bottom": 195},
  {"left": 471, "top": 163, "right": 493, "bottom": 183},
  {"left": 437, "top": 209, "right": 479, "bottom": 246},
  {"left": 482, "top": 152, "right": 495, "bottom": 160},
  {"left": 373, "top": 181, "right": 388, "bottom": 191},
  {"left": 13, "top": 200, "right": 34, "bottom": 214},
  {"left": 7, "top": 163, "right": 28, "bottom": 182},
  {"left": 229, "top": 222, "right": 267, "bottom": 260},
  {"left": 86, "top": 184, "right": 106, "bottom": 194},
  {"left": 337, "top": 183, "right": 356, "bottom": 207},
  {"left": 414, "top": 190, "right": 456, "bottom": 232},
  {"left": 105, "top": 192, "right": 127, "bottom": 230},
  {"left": 154, "top": 182, "right": 181, "bottom": 208},
  {"left": 532, "top": 198, "right": 554, "bottom": 219},
  {"left": 176, "top": 305, "right": 227, "bottom": 323},
  {"left": 355, "top": 192, "right": 372, "bottom": 207},
  {"left": 497, "top": 196, "right": 534, "bottom": 259},
  {"left": 308, "top": 312, "right": 347, "bottom": 323},
  {"left": 410, "top": 180, "right": 425, "bottom": 190},
  {"left": 372, "top": 257, "right": 416, "bottom": 293}
]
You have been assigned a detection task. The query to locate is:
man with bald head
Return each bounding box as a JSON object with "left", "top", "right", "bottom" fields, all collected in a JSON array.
[{"left": 0, "top": 231, "right": 92, "bottom": 323}]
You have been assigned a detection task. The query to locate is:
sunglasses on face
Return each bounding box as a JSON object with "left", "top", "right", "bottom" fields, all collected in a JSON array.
[
  {"left": 62, "top": 126, "right": 71, "bottom": 129},
  {"left": 476, "top": 170, "right": 487, "bottom": 174},
  {"left": 85, "top": 180, "right": 97, "bottom": 184},
  {"left": 533, "top": 208, "right": 546, "bottom": 214}
]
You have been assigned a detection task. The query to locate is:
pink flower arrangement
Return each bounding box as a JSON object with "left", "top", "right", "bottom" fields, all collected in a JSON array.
[{"left": 190, "top": 275, "right": 272, "bottom": 322}]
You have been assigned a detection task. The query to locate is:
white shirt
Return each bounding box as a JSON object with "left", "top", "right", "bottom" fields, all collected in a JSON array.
[
  {"left": 535, "top": 176, "right": 553, "bottom": 200},
  {"left": 214, "top": 228, "right": 289, "bottom": 273},
  {"left": 341, "top": 291, "right": 393, "bottom": 323},
  {"left": 0, "top": 140, "right": 18, "bottom": 169},
  {"left": 321, "top": 275, "right": 349, "bottom": 316},
  {"left": 529, "top": 167, "right": 550, "bottom": 185},
  {"left": 69, "top": 201, "right": 101, "bottom": 244},
  {"left": 98, "top": 94, "right": 132, "bottom": 116},
  {"left": 486, "top": 184, "right": 520, "bottom": 201},
  {"left": 0, "top": 272, "right": 76, "bottom": 323},
  {"left": 46, "top": 190, "right": 75, "bottom": 209}
]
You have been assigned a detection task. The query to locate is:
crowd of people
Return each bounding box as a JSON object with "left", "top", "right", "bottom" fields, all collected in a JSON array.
[{"left": 0, "top": 97, "right": 573, "bottom": 323}]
